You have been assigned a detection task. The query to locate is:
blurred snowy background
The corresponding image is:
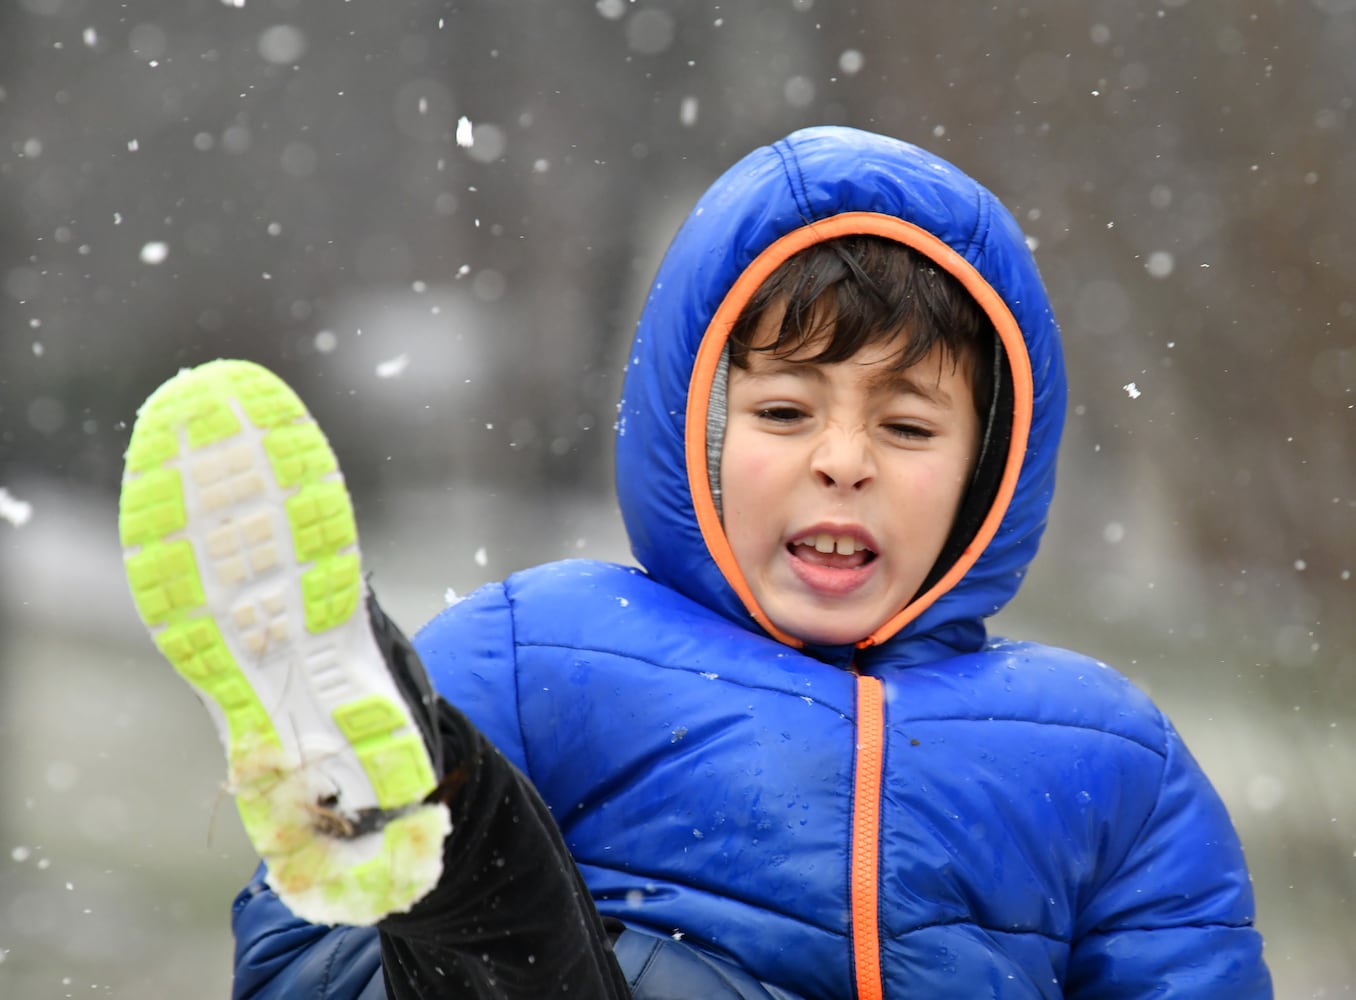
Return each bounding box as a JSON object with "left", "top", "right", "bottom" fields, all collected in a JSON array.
[{"left": 1, "top": 1, "right": 1353, "bottom": 996}]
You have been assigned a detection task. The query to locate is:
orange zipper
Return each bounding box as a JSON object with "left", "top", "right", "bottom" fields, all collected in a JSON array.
[{"left": 852, "top": 674, "right": 886, "bottom": 999}]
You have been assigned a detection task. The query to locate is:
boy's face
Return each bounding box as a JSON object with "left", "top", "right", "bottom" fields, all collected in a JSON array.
[{"left": 720, "top": 309, "right": 981, "bottom": 647}]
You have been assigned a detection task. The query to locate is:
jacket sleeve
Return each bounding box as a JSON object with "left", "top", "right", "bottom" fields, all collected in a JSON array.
[
  {"left": 232, "top": 864, "right": 386, "bottom": 1000},
  {"left": 1065, "top": 716, "right": 1272, "bottom": 998},
  {"left": 615, "top": 927, "right": 807, "bottom": 1000}
]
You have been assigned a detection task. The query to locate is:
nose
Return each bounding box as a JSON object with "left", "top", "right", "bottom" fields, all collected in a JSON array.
[{"left": 811, "top": 425, "right": 875, "bottom": 491}]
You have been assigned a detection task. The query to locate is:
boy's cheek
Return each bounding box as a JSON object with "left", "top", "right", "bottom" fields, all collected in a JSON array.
[{"left": 721, "top": 455, "right": 774, "bottom": 503}]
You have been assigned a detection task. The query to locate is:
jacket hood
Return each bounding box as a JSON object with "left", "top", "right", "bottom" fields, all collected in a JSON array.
[{"left": 615, "top": 125, "right": 1066, "bottom": 665}]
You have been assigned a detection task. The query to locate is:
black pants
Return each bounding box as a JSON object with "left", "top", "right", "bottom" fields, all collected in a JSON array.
[{"left": 376, "top": 698, "right": 632, "bottom": 999}]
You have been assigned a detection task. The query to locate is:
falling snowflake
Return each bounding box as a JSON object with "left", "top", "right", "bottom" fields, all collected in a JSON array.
[
  {"left": 1145, "top": 251, "right": 1175, "bottom": 278},
  {"left": 0, "top": 488, "right": 34, "bottom": 527},
  {"left": 375, "top": 353, "right": 409, "bottom": 378},
  {"left": 139, "top": 241, "right": 169, "bottom": 265},
  {"left": 1122, "top": 382, "right": 1141, "bottom": 399}
]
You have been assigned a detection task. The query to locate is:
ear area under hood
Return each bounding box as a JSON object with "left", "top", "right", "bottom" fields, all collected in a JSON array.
[{"left": 614, "top": 126, "right": 1067, "bottom": 663}]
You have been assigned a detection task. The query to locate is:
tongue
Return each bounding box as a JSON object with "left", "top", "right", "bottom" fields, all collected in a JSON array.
[{"left": 793, "top": 545, "right": 869, "bottom": 570}]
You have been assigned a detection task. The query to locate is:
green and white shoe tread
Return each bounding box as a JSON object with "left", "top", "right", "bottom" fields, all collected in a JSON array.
[{"left": 119, "top": 359, "right": 448, "bottom": 927}]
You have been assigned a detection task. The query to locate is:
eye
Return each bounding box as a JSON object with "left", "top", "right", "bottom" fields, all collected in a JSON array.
[
  {"left": 756, "top": 406, "right": 806, "bottom": 423},
  {"left": 885, "top": 422, "right": 935, "bottom": 441}
]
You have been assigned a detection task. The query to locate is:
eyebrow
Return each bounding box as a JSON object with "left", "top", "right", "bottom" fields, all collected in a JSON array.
[
  {"left": 739, "top": 354, "right": 955, "bottom": 408},
  {"left": 861, "top": 365, "right": 954, "bottom": 408},
  {"left": 737, "top": 355, "right": 826, "bottom": 383}
]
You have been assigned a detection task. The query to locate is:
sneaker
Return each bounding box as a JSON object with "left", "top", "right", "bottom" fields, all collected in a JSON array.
[{"left": 117, "top": 359, "right": 450, "bottom": 927}]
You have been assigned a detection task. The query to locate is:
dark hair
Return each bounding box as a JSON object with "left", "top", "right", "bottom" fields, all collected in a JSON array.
[{"left": 727, "top": 235, "right": 995, "bottom": 424}]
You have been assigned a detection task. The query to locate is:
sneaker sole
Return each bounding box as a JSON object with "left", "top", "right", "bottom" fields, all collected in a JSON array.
[{"left": 118, "top": 359, "right": 448, "bottom": 926}]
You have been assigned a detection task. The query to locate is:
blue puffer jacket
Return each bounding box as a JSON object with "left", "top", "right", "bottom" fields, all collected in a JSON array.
[{"left": 232, "top": 126, "right": 1271, "bottom": 998}]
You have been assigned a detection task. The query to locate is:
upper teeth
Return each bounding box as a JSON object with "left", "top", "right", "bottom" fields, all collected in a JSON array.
[{"left": 799, "top": 533, "right": 867, "bottom": 556}]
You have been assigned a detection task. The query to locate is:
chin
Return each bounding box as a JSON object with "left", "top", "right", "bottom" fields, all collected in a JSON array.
[{"left": 778, "top": 619, "right": 872, "bottom": 648}]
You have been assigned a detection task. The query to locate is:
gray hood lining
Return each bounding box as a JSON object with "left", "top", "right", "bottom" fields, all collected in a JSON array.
[{"left": 705, "top": 344, "right": 730, "bottom": 516}]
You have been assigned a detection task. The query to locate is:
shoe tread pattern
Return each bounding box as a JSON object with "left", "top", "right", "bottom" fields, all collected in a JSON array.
[{"left": 119, "top": 359, "right": 447, "bottom": 925}]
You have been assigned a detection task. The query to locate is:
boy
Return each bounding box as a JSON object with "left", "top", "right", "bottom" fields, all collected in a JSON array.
[{"left": 119, "top": 126, "right": 1271, "bottom": 997}]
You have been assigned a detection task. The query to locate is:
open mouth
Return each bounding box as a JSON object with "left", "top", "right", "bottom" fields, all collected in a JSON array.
[{"left": 789, "top": 533, "right": 877, "bottom": 570}]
